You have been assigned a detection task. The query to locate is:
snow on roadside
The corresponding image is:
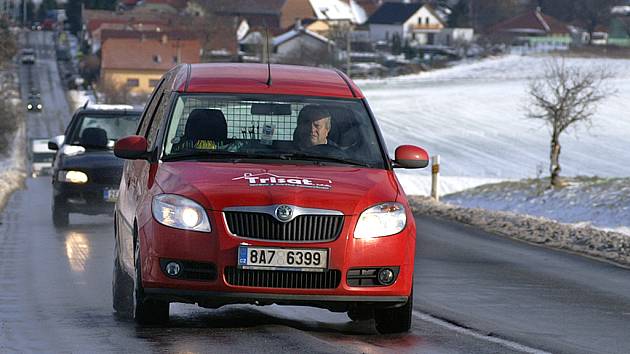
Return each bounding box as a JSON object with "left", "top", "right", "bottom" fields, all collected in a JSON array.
[
  {"left": 0, "top": 122, "right": 27, "bottom": 212},
  {"left": 409, "top": 196, "right": 630, "bottom": 267},
  {"left": 443, "top": 177, "right": 630, "bottom": 237}
]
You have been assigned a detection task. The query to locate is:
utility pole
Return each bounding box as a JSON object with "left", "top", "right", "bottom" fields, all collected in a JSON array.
[
  {"left": 346, "top": 25, "right": 351, "bottom": 78},
  {"left": 22, "top": 0, "right": 26, "bottom": 26}
]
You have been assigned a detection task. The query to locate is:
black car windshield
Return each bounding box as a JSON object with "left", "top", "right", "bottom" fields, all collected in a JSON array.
[
  {"left": 67, "top": 114, "right": 140, "bottom": 148},
  {"left": 163, "top": 94, "right": 386, "bottom": 168}
]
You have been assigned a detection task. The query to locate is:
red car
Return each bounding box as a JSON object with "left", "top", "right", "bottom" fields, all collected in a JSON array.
[{"left": 113, "top": 63, "right": 428, "bottom": 333}]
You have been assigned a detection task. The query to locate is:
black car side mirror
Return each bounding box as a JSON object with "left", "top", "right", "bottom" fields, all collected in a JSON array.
[{"left": 48, "top": 135, "right": 64, "bottom": 151}]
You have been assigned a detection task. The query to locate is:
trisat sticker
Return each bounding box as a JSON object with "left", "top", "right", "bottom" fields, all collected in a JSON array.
[{"left": 232, "top": 172, "right": 332, "bottom": 190}]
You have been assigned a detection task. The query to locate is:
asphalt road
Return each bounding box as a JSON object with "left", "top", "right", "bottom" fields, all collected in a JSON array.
[{"left": 1, "top": 30, "right": 629, "bottom": 353}]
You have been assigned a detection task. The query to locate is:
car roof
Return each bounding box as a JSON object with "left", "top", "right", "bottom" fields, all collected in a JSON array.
[
  {"left": 174, "top": 63, "right": 364, "bottom": 99},
  {"left": 76, "top": 107, "right": 143, "bottom": 116}
]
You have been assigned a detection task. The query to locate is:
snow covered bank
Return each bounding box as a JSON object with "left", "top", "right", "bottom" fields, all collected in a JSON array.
[
  {"left": 443, "top": 177, "right": 630, "bottom": 237},
  {"left": 410, "top": 196, "right": 630, "bottom": 267},
  {"left": 0, "top": 123, "right": 27, "bottom": 212}
]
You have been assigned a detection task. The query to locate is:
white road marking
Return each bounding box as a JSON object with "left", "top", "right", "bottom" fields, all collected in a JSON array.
[{"left": 413, "top": 310, "right": 551, "bottom": 354}]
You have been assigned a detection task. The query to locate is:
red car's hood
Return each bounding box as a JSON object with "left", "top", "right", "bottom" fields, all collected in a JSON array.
[{"left": 155, "top": 162, "right": 401, "bottom": 215}]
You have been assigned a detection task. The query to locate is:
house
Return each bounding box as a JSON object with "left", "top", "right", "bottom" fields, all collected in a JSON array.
[
  {"left": 140, "top": 0, "right": 188, "bottom": 13},
  {"left": 608, "top": 16, "right": 630, "bottom": 47},
  {"left": 212, "top": 0, "right": 287, "bottom": 30},
  {"left": 100, "top": 30, "right": 201, "bottom": 94},
  {"left": 590, "top": 25, "right": 609, "bottom": 46},
  {"left": 488, "top": 8, "right": 572, "bottom": 50},
  {"left": 367, "top": 2, "right": 443, "bottom": 44},
  {"left": 280, "top": 0, "right": 368, "bottom": 29},
  {"left": 272, "top": 22, "right": 335, "bottom": 66},
  {"left": 81, "top": 9, "right": 173, "bottom": 53}
]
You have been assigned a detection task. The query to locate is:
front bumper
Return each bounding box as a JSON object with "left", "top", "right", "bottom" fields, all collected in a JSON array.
[
  {"left": 138, "top": 210, "right": 416, "bottom": 310},
  {"left": 53, "top": 181, "right": 118, "bottom": 215},
  {"left": 146, "top": 288, "right": 408, "bottom": 311}
]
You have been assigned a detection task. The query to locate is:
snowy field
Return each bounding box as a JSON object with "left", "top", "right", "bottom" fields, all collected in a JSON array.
[
  {"left": 360, "top": 55, "right": 630, "bottom": 235},
  {"left": 361, "top": 55, "right": 630, "bottom": 193}
]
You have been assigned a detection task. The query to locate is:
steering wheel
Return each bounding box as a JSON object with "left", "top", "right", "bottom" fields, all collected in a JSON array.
[{"left": 302, "top": 143, "right": 347, "bottom": 159}]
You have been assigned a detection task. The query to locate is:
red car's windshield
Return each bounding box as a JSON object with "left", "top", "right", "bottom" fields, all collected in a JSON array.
[{"left": 162, "top": 94, "right": 387, "bottom": 168}]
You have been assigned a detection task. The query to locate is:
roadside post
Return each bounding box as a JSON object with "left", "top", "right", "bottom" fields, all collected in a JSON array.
[{"left": 431, "top": 155, "right": 440, "bottom": 202}]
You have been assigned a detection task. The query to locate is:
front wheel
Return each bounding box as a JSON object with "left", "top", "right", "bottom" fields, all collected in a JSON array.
[
  {"left": 374, "top": 289, "right": 413, "bottom": 334},
  {"left": 133, "top": 235, "right": 169, "bottom": 325},
  {"left": 112, "top": 218, "right": 133, "bottom": 316},
  {"left": 52, "top": 201, "right": 69, "bottom": 228}
]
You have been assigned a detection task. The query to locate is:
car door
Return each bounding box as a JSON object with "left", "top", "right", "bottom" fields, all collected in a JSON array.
[{"left": 118, "top": 78, "right": 167, "bottom": 271}]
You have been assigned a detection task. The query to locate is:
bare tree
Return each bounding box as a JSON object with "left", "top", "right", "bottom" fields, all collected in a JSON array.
[
  {"left": 94, "top": 78, "right": 132, "bottom": 104},
  {"left": 527, "top": 58, "right": 614, "bottom": 188}
]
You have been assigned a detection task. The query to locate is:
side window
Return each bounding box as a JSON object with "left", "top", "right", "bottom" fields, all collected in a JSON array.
[
  {"left": 146, "top": 92, "right": 167, "bottom": 148},
  {"left": 136, "top": 78, "right": 165, "bottom": 136}
]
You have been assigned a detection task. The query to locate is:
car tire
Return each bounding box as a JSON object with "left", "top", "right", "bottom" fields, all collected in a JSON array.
[
  {"left": 52, "top": 202, "right": 69, "bottom": 228},
  {"left": 112, "top": 217, "right": 133, "bottom": 316},
  {"left": 133, "top": 234, "right": 169, "bottom": 325},
  {"left": 374, "top": 288, "right": 413, "bottom": 334}
]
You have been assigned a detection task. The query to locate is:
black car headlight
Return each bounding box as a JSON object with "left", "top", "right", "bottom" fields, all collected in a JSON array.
[{"left": 57, "top": 170, "right": 88, "bottom": 184}]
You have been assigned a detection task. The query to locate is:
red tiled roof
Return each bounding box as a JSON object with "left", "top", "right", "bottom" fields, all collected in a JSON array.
[
  {"left": 144, "top": 0, "right": 187, "bottom": 10},
  {"left": 490, "top": 10, "right": 570, "bottom": 35},
  {"left": 83, "top": 8, "right": 175, "bottom": 33},
  {"left": 101, "top": 30, "right": 201, "bottom": 71}
]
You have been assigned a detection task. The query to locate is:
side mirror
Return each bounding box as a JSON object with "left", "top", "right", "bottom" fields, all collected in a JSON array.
[
  {"left": 48, "top": 135, "right": 64, "bottom": 151},
  {"left": 114, "top": 135, "right": 149, "bottom": 160},
  {"left": 393, "top": 145, "right": 429, "bottom": 169}
]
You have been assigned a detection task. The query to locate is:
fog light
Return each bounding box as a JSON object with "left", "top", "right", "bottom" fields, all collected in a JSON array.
[
  {"left": 165, "top": 262, "right": 181, "bottom": 277},
  {"left": 377, "top": 268, "right": 395, "bottom": 285}
]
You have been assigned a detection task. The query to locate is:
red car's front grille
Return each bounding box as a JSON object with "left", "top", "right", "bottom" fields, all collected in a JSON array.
[
  {"left": 224, "top": 212, "right": 343, "bottom": 242},
  {"left": 224, "top": 267, "right": 341, "bottom": 289}
]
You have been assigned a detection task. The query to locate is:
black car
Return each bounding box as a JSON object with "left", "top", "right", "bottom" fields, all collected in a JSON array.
[
  {"left": 27, "top": 93, "right": 42, "bottom": 111},
  {"left": 49, "top": 105, "right": 141, "bottom": 227}
]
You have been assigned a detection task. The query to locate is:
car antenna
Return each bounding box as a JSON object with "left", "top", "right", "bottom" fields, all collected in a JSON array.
[
  {"left": 265, "top": 26, "right": 272, "bottom": 87},
  {"left": 83, "top": 99, "right": 89, "bottom": 109}
]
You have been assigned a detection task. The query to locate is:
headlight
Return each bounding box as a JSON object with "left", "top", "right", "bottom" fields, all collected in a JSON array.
[
  {"left": 36, "top": 104, "right": 42, "bottom": 109},
  {"left": 27, "top": 104, "right": 33, "bottom": 109},
  {"left": 354, "top": 202, "right": 406, "bottom": 238},
  {"left": 152, "top": 194, "right": 211, "bottom": 232},
  {"left": 58, "top": 170, "right": 88, "bottom": 184},
  {"left": 61, "top": 145, "right": 85, "bottom": 156}
]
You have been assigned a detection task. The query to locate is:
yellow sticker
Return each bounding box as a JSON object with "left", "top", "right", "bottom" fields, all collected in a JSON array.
[{"left": 194, "top": 140, "right": 217, "bottom": 150}]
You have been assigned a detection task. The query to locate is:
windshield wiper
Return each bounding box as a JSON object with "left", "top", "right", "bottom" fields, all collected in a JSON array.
[
  {"left": 163, "top": 151, "right": 283, "bottom": 162},
  {"left": 279, "top": 152, "right": 371, "bottom": 167}
]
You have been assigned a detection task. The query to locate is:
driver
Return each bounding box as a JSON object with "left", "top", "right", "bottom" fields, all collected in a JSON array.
[{"left": 294, "top": 105, "right": 334, "bottom": 149}]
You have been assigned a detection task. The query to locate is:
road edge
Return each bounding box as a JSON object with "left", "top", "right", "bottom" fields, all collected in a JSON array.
[{"left": 409, "top": 196, "right": 630, "bottom": 268}]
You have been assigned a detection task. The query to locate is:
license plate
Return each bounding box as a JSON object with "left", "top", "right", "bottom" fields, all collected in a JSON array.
[
  {"left": 103, "top": 188, "right": 119, "bottom": 202},
  {"left": 238, "top": 246, "right": 328, "bottom": 272}
]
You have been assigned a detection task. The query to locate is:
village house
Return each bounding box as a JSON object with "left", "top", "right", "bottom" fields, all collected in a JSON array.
[
  {"left": 607, "top": 16, "right": 630, "bottom": 47},
  {"left": 488, "top": 8, "right": 572, "bottom": 51},
  {"left": 272, "top": 21, "right": 335, "bottom": 66},
  {"left": 100, "top": 30, "right": 201, "bottom": 94},
  {"left": 81, "top": 9, "right": 174, "bottom": 53},
  {"left": 367, "top": 2, "right": 472, "bottom": 47}
]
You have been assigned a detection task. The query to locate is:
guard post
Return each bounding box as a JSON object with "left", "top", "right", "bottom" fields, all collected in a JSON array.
[{"left": 431, "top": 155, "right": 440, "bottom": 202}]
